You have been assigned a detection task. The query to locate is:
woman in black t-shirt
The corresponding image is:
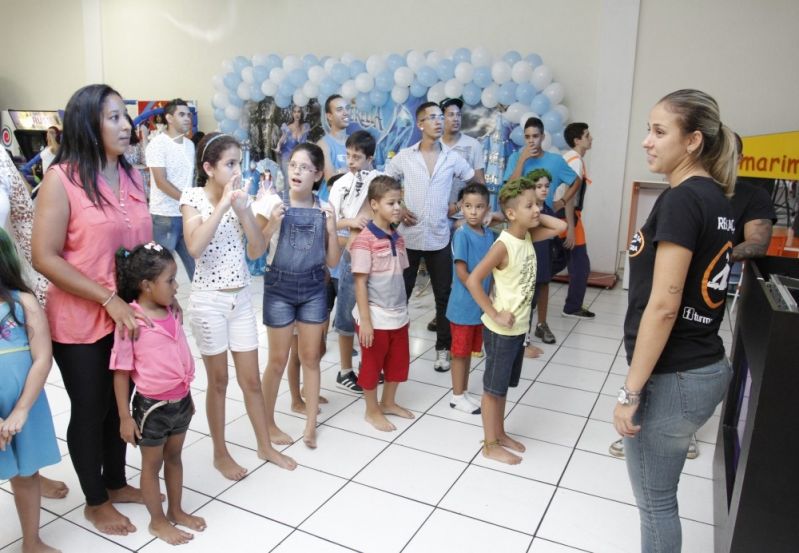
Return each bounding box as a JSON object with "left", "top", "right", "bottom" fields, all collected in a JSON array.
[{"left": 615, "top": 89, "right": 736, "bottom": 553}]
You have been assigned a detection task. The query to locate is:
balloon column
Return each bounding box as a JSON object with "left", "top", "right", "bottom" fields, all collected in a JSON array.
[{"left": 210, "top": 48, "right": 570, "bottom": 150}]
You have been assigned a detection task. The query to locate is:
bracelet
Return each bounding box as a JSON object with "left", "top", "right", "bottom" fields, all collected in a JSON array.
[
  {"left": 623, "top": 385, "right": 641, "bottom": 397},
  {"left": 101, "top": 291, "right": 117, "bottom": 307}
]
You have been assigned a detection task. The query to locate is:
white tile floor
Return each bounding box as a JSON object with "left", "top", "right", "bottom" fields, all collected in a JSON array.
[{"left": 0, "top": 274, "right": 732, "bottom": 552}]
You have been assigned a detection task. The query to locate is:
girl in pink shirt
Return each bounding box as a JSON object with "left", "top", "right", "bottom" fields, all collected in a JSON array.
[{"left": 110, "top": 243, "right": 206, "bottom": 545}]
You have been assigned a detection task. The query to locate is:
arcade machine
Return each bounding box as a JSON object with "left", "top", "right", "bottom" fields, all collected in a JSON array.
[{"left": 1, "top": 109, "right": 62, "bottom": 183}]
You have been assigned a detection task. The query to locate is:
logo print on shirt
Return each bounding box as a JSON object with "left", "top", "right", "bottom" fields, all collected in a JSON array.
[
  {"left": 701, "top": 241, "right": 733, "bottom": 309},
  {"left": 629, "top": 230, "right": 645, "bottom": 257}
]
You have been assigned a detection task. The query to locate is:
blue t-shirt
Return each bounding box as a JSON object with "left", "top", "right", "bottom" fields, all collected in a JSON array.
[
  {"left": 319, "top": 134, "right": 348, "bottom": 203},
  {"left": 445, "top": 225, "right": 496, "bottom": 325},
  {"left": 503, "top": 151, "right": 578, "bottom": 209}
]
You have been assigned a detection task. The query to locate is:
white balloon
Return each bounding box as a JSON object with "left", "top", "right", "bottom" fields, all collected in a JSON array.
[
  {"left": 213, "top": 92, "right": 229, "bottom": 108},
  {"left": 552, "top": 104, "right": 569, "bottom": 123},
  {"left": 443, "top": 47, "right": 456, "bottom": 58},
  {"left": 427, "top": 82, "right": 446, "bottom": 104},
  {"left": 302, "top": 81, "right": 319, "bottom": 98},
  {"left": 471, "top": 46, "right": 492, "bottom": 67},
  {"left": 308, "top": 66, "right": 326, "bottom": 85},
  {"left": 454, "top": 62, "right": 474, "bottom": 84},
  {"left": 366, "top": 54, "right": 386, "bottom": 76},
  {"left": 355, "top": 72, "right": 374, "bottom": 93},
  {"left": 261, "top": 80, "right": 277, "bottom": 97},
  {"left": 224, "top": 104, "right": 241, "bottom": 120},
  {"left": 269, "top": 67, "right": 286, "bottom": 84},
  {"left": 531, "top": 65, "right": 553, "bottom": 91},
  {"left": 341, "top": 80, "right": 358, "bottom": 100},
  {"left": 511, "top": 61, "right": 532, "bottom": 84},
  {"left": 340, "top": 52, "right": 355, "bottom": 65},
  {"left": 519, "top": 111, "right": 540, "bottom": 126},
  {"left": 222, "top": 59, "right": 234, "bottom": 73},
  {"left": 543, "top": 82, "right": 565, "bottom": 105},
  {"left": 394, "top": 66, "right": 414, "bottom": 88},
  {"left": 426, "top": 51, "right": 443, "bottom": 66},
  {"left": 391, "top": 85, "right": 409, "bottom": 104},
  {"left": 406, "top": 50, "right": 426, "bottom": 71},
  {"left": 542, "top": 134, "right": 553, "bottom": 150},
  {"left": 236, "top": 82, "right": 251, "bottom": 100},
  {"left": 251, "top": 53, "right": 267, "bottom": 66},
  {"left": 481, "top": 83, "right": 499, "bottom": 108},
  {"left": 282, "top": 55, "right": 302, "bottom": 71},
  {"left": 293, "top": 90, "right": 309, "bottom": 107},
  {"left": 444, "top": 79, "right": 464, "bottom": 99},
  {"left": 323, "top": 58, "right": 339, "bottom": 72},
  {"left": 241, "top": 66, "right": 254, "bottom": 84},
  {"left": 212, "top": 74, "right": 225, "bottom": 91},
  {"left": 504, "top": 102, "right": 527, "bottom": 125},
  {"left": 491, "top": 61, "right": 512, "bottom": 84}
]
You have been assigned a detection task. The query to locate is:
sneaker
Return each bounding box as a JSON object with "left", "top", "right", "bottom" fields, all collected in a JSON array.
[
  {"left": 687, "top": 434, "right": 699, "bottom": 459},
  {"left": 464, "top": 392, "right": 482, "bottom": 409},
  {"left": 433, "top": 349, "right": 451, "bottom": 372},
  {"left": 427, "top": 318, "right": 437, "bottom": 332},
  {"left": 378, "top": 372, "right": 385, "bottom": 385},
  {"left": 562, "top": 307, "right": 596, "bottom": 319},
  {"left": 450, "top": 394, "right": 481, "bottom": 414},
  {"left": 609, "top": 438, "right": 625, "bottom": 458},
  {"left": 336, "top": 370, "right": 363, "bottom": 394},
  {"left": 534, "top": 322, "right": 556, "bottom": 344}
]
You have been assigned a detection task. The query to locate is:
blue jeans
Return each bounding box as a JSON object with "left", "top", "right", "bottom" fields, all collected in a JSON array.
[
  {"left": 624, "top": 358, "right": 731, "bottom": 553},
  {"left": 482, "top": 328, "right": 525, "bottom": 397},
  {"left": 333, "top": 250, "right": 356, "bottom": 336},
  {"left": 551, "top": 241, "right": 590, "bottom": 314},
  {"left": 152, "top": 215, "right": 195, "bottom": 280}
]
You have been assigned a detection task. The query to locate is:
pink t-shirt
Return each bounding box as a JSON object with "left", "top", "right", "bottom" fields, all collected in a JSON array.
[
  {"left": 109, "top": 303, "right": 194, "bottom": 400},
  {"left": 45, "top": 164, "right": 152, "bottom": 344}
]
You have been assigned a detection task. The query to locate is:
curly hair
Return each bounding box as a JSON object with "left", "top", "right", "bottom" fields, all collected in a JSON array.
[{"left": 115, "top": 243, "right": 175, "bottom": 303}]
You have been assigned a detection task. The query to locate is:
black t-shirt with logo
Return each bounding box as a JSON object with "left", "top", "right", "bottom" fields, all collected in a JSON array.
[
  {"left": 729, "top": 179, "right": 777, "bottom": 245},
  {"left": 624, "top": 176, "right": 734, "bottom": 373}
]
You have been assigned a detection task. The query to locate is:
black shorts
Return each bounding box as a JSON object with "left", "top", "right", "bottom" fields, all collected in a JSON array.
[{"left": 132, "top": 393, "right": 193, "bottom": 447}]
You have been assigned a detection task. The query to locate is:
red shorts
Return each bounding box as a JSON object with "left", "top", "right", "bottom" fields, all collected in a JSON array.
[
  {"left": 450, "top": 322, "right": 484, "bottom": 357},
  {"left": 355, "top": 324, "right": 409, "bottom": 390}
]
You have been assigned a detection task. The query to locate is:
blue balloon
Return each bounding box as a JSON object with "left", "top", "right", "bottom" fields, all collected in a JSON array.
[
  {"left": 228, "top": 93, "right": 244, "bottom": 107},
  {"left": 330, "top": 63, "right": 349, "bottom": 84},
  {"left": 278, "top": 80, "right": 294, "bottom": 97},
  {"left": 552, "top": 131, "right": 568, "bottom": 150},
  {"left": 386, "top": 53, "right": 405, "bottom": 72},
  {"left": 503, "top": 50, "right": 522, "bottom": 65},
  {"left": 250, "top": 84, "right": 266, "bottom": 102},
  {"left": 515, "top": 83, "right": 536, "bottom": 105},
  {"left": 233, "top": 127, "right": 248, "bottom": 141},
  {"left": 525, "top": 53, "right": 543, "bottom": 68},
  {"left": 223, "top": 72, "right": 242, "bottom": 90},
  {"left": 274, "top": 94, "right": 291, "bottom": 108},
  {"left": 498, "top": 82, "right": 517, "bottom": 105},
  {"left": 462, "top": 83, "right": 481, "bottom": 105},
  {"left": 220, "top": 119, "right": 237, "bottom": 133},
  {"left": 253, "top": 65, "right": 270, "bottom": 84},
  {"left": 369, "top": 88, "right": 388, "bottom": 107},
  {"left": 416, "top": 65, "right": 438, "bottom": 87},
  {"left": 453, "top": 47, "right": 471, "bottom": 64},
  {"left": 473, "top": 66, "right": 492, "bottom": 88},
  {"left": 356, "top": 92, "right": 372, "bottom": 112},
  {"left": 289, "top": 68, "right": 307, "bottom": 87},
  {"left": 510, "top": 125, "right": 525, "bottom": 146},
  {"left": 375, "top": 70, "right": 394, "bottom": 92},
  {"left": 410, "top": 79, "right": 427, "bottom": 98},
  {"left": 213, "top": 108, "right": 225, "bottom": 122},
  {"left": 233, "top": 56, "right": 251, "bottom": 72},
  {"left": 542, "top": 110, "right": 564, "bottom": 132},
  {"left": 349, "top": 60, "right": 366, "bottom": 78},
  {"left": 319, "top": 78, "right": 338, "bottom": 97},
  {"left": 267, "top": 54, "right": 282, "bottom": 68},
  {"left": 319, "top": 56, "right": 330, "bottom": 66},
  {"left": 436, "top": 59, "right": 455, "bottom": 81},
  {"left": 303, "top": 54, "right": 319, "bottom": 69},
  {"left": 531, "top": 94, "right": 551, "bottom": 116}
]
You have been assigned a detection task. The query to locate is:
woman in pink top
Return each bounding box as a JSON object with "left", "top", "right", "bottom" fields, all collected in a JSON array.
[{"left": 32, "top": 84, "right": 153, "bottom": 537}]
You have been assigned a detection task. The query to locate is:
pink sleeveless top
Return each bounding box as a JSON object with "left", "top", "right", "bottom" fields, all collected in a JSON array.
[{"left": 46, "top": 164, "right": 152, "bottom": 344}]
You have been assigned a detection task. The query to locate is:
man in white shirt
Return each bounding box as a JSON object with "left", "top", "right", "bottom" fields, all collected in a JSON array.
[
  {"left": 146, "top": 98, "right": 196, "bottom": 279},
  {"left": 385, "top": 102, "right": 476, "bottom": 372}
]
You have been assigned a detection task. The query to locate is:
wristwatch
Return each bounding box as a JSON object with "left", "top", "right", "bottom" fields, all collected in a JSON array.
[{"left": 617, "top": 386, "right": 641, "bottom": 406}]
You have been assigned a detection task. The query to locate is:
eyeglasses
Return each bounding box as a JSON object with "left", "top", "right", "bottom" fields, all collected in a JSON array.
[
  {"left": 288, "top": 161, "right": 316, "bottom": 173},
  {"left": 421, "top": 114, "right": 445, "bottom": 122}
]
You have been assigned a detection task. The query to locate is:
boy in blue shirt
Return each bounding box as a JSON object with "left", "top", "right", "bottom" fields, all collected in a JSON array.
[{"left": 445, "top": 183, "right": 495, "bottom": 414}]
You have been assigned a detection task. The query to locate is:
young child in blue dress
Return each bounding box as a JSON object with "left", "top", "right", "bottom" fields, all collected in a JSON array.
[{"left": 0, "top": 228, "right": 61, "bottom": 553}]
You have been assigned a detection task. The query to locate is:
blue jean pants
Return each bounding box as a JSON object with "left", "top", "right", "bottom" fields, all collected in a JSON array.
[
  {"left": 624, "top": 358, "right": 731, "bottom": 553},
  {"left": 152, "top": 215, "right": 195, "bottom": 280}
]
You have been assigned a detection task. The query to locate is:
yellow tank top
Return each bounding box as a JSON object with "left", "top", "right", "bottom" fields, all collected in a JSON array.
[{"left": 481, "top": 230, "right": 537, "bottom": 336}]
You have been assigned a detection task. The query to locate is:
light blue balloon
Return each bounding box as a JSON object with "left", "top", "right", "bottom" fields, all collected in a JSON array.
[
  {"left": 330, "top": 63, "right": 349, "bottom": 84},
  {"left": 410, "top": 79, "right": 427, "bottom": 98},
  {"left": 356, "top": 92, "right": 372, "bottom": 112},
  {"left": 462, "top": 83, "right": 481, "bottom": 105},
  {"left": 552, "top": 131, "right": 568, "bottom": 150},
  {"left": 349, "top": 60, "right": 366, "bottom": 78},
  {"left": 369, "top": 88, "right": 388, "bottom": 107},
  {"left": 213, "top": 108, "right": 225, "bottom": 122},
  {"left": 503, "top": 50, "right": 522, "bottom": 65},
  {"left": 542, "top": 110, "right": 564, "bottom": 132},
  {"left": 223, "top": 72, "right": 242, "bottom": 90},
  {"left": 525, "top": 53, "right": 543, "bottom": 68},
  {"left": 303, "top": 54, "right": 319, "bottom": 69},
  {"left": 220, "top": 119, "right": 237, "bottom": 133},
  {"left": 250, "top": 84, "right": 266, "bottom": 102},
  {"left": 473, "top": 66, "right": 492, "bottom": 88},
  {"left": 319, "top": 78, "right": 338, "bottom": 97},
  {"left": 274, "top": 94, "right": 291, "bottom": 108},
  {"left": 386, "top": 53, "right": 405, "bottom": 72},
  {"left": 453, "top": 47, "right": 471, "bottom": 64},
  {"left": 228, "top": 93, "right": 244, "bottom": 107},
  {"left": 531, "top": 94, "right": 551, "bottom": 115},
  {"left": 515, "top": 83, "right": 536, "bottom": 105},
  {"left": 253, "top": 65, "right": 270, "bottom": 84},
  {"left": 233, "top": 56, "right": 251, "bottom": 72},
  {"left": 278, "top": 80, "right": 294, "bottom": 97},
  {"left": 289, "top": 68, "right": 307, "bottom": 87},
  {"left": 436, "top": 59, "right": 455, "bottom": 81},
  {"left": 510, "top": 125, "right": 525, "bottom": 146},
  {"left": 375, "top": 70, "right": 394, "bottom": 92},
  {"left": 498, "top": 82, "right": 517, "bottom": 105},
  {"left": 416, "top": 65, "right": 438, "bottom": 87},
  {"left": 267, "top": 54, "right": 282, "bottom": 67},
  {"left": 319, "top": 56, "right": 330, "bottom": 66},
  {"left": 233, "top": 127, "right": 248, "bottom": 141}
]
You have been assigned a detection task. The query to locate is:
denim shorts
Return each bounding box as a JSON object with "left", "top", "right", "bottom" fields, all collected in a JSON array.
[
  {"left": 132, "top": 393, "right": 193, "bottom": 447},
  {"left": 482, "top": 327, "right": 525, "bottom": 397},
  {"left": 333, "top": 250, "right": 356, "bottom": 336},
  {"left": 189, "top": 287, "right": 259, "bottom": 356},
  {"left": 262, "top": 266, "right": 328, "bottom": 328}
]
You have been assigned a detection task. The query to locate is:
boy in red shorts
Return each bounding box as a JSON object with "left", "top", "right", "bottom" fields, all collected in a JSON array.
[
  {"left": 351, "top": 176, "right": 415, "bottom": 431},
  {"left": 445, "top": 183, "right": 495, "bottom": 414}
]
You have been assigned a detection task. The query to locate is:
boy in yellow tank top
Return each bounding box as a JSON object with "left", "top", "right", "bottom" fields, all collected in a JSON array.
[{"left": 465, "top": 178, "right": 566, "bottom": 465}]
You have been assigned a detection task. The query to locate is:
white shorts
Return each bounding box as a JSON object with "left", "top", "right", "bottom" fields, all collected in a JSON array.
[{"left": 189, "top": 288, "right": 259, "bottom": 356}]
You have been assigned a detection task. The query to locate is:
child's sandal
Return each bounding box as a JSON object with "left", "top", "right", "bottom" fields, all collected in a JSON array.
[{"left": 481, "top": 439, "right": 500, "bottom": 454}]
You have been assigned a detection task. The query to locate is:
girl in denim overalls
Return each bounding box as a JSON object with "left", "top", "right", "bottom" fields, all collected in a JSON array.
[{"left": 254, "top": 143, "right": 340, "bottom": 449}]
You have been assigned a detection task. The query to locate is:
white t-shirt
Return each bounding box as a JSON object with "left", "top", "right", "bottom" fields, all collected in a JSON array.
[
  {"left": 179, "top": 187, "right": 250, "bottom": 290},
  {"left": 251, "top": 192, "right": 329, "bottom": 266},
  {"left": 442, "top": 133, "right": 485, "bottom": 204},
  {"left": 40, "top": 148, "right": 56, "bottom": 174},
  {"left": 327, "top": 170, "right": 382, "bottom": 238},
  {"left": 559, "top": 149, "right": 589, "bottom": 203},
  {"left": 146, "top": 133, "right": 195, "bottom": 216}
]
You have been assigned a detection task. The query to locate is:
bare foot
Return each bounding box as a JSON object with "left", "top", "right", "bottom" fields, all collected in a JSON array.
[
  {"left": 498, "top": 433, "right": 526, "bottom": 453},
  {"left": 291, "top": 399, "right": 322, "bottom": 415},
  {"left": 213, "top": 455, "right": 248, "bottom": 481},
  {"left": 84, "top": 502, "right": 136, "bottom": 535},
  {"left": 303, "top": 428, "right": 317, "bottom": 449},
  {"left": 365, "top": 411, "right": 396, "bottom": 432},
  {"left": 482, "top": 442, "right": 523, "bottom": 465},
  {"left": 40, "top": 476, "right": 69, "bottom": 499},
  {"left": 167, "top": 509, "right": 207, "bottom": 531},
  {"left": 21, "top": 537, "right": 60, "bottom": 553},
  {"left": 268, "top": 425, "right": 294, "bottom": 445},
  {"left": 108, "top": 484, "right": 159, "bottom": 504},
  {"left": 380, "top": 402, "right": 415, "bottom": 419},
  {"left": 300, "top": 386, "right": 328, "bottom": 404},
  {"left": 524, "top": 345, "right": 544, "bottom": 358},
  {"left": 149, "top": 518, "right": 193, "bottom": 545},
  {"left": 258, "top": 447, "right": 297, "bottom": 470}
]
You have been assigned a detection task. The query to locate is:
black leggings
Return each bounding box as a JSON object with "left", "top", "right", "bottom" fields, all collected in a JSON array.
[
  {"left": 53, "top": 333, "right": 128, "bottom": 505},
  {"left": 404, "top": 245, "right": 452, "bottom": 351}
]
